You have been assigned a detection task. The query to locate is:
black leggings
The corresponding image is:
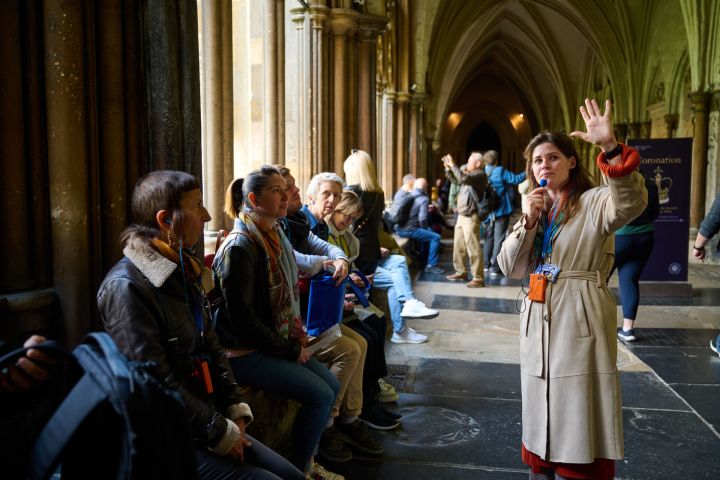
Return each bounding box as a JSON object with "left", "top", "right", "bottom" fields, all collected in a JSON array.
[
  {"left": 345, "top": 314, "right": 388, "bottom": 408},
  {"left": 612, "top": 231, "right": 654, "bottom": 320}
]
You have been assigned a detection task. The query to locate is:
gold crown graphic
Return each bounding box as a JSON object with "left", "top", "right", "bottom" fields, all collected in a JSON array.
[{"left": 654, "top": 166, "right": 672, "bottom": 204}]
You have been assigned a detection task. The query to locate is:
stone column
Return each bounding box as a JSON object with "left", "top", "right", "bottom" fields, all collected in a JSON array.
[
  {"left": 382, "top": 90, "right": 396, "bottom": 197},
  {"left": 356, "top": 30, "right": 374, "bottom": 154},
  {"left": 376, "top": 79, "right": 386, "bottom": 167},
  {"left": 627, "top": 122, "right": 641, "bottom": 140},
  {"left": 355, "top": 16, "right": 386, "bottom": 160},
  {"left": 690, "top": 91, "right": 711, "bottom": 228},
  {"left": 309, "top": 5, "right": 330, "bottom": 174},
  {"left": 664, "top": 114, "right": 678, "bottom": 138},
  {"left": 142, "top": 0, "right": 202, "bottom": 175},
  {"left": 409, "top": 93, "right": 426, "bottom": 178},
  {"left": 395, "top": 92, "right": 410, "bottom": 184},
  {"left": 291, "top": 8, "right": 311, "bottom": 188},
  {"left": 275, "top": 0, "right": 285, "bottom": 165},
  {"left": 201, "top": 0, "right": 233, "bottom": 231},
  {"left": 263, "top": 0, "right": 279, "bottom": 165},
  {"left": 641, "top": 121, "right": 652, "bottom": 139},
  {"left": 44, "top": 0, "right": 91, "bottom": 346},
  {"left": 329, "top": 10, "right": 357, "bottom": 175}
]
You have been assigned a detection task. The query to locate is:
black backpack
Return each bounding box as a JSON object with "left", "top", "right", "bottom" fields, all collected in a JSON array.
[
  {"left": 383, "top": 192, "right": 415, "bottom": 229},
  {"left": 0, "top": 333, "right": 197, "bottom": 480},
  {"left": 470, "top": 183, "right": 499, "bottom": 222}
]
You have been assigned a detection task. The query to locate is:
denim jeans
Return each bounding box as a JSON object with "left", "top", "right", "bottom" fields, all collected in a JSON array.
[
  {"left": 373, "top": 254, "right": 415, "bottom": 332},
  {"left": 395, "top": 227, "right": 442, "bottom": 267},
  {"left": 484, "top": 215, "right": 510, "bottom": 270},
  {"left": 196, "top": 435, "right": 305, "bottom": 480},
  {"left": 228, "top": 353, "right": 339, "bottom": 469}
]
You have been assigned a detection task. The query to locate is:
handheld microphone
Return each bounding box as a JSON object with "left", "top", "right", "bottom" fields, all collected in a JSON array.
[{"left": 540, "top": 179, "right": 548, "bottom": 187}]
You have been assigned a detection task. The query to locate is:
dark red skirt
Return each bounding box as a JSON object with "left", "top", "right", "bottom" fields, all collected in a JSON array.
[{"left": 521, "top": 444, "right": 615, "bottom": 480}]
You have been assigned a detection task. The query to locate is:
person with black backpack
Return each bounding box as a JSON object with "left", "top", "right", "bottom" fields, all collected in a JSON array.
[
  {"left": 443, "top": 152, "right": 489, "bottom": 288},
  {"left": 384, "top": 174, "right": 416, "bottom": 231},
  {"left": 394, "top": 178, "right": 444, "bottom": 274},
  {"left": 483, "top": 150, "right": 527, "bottom": 278},
  {"left": 613, "top": 173, "right": 660, "bottom": 344},
  {"left": 98, "top": 170, "right": 304, "bottom": 480}
]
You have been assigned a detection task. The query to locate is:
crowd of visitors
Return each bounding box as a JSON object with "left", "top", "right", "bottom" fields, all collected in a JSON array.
[{"left": 8, "top": 97, "right": 718, "bottom": 480}]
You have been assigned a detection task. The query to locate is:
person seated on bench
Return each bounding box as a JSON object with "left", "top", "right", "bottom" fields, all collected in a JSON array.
[
  {"left": 393, "top": 178, "right": 444, "bottom": 274},
  {"left": 343, "top": 150, "right": 438, "bottom": 345},
  {"left": 213, "top": 167, "right": 344, "bottom": 480},
  {"left": 98, "top": 170, "right": 304, "bottom": 480},
  {"left": 278, "top": 169, "right": 391, "bottom": 459},
  {"left": 326, "top": 191, "right": 404, "bottom": 424}
]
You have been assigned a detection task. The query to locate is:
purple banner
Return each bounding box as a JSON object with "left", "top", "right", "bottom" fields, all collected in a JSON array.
[{"left": 628, "top": 138, "right": 692, "bottom": 281}]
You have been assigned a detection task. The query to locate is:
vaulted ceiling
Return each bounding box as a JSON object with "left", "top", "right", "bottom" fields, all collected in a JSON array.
[{"left": 413, "top": 0, "right": 714, "bottom": 168}]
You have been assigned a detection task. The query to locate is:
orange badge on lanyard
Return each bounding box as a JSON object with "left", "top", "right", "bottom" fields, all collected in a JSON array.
[{"left": 528, "top": 273, "right": 547, "bottom": 303}]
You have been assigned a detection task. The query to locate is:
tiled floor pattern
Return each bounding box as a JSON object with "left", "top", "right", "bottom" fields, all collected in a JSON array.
[
  {"left": 328, "top": 355, "right": 719, "bottom": 479},
  {"left": 323, "top": 242, "right": 720, "bottom": 479}
]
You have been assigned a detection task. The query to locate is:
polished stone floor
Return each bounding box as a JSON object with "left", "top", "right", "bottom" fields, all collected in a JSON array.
[{"left": 324, "top": 240, "right": 720, "bottom": 480}]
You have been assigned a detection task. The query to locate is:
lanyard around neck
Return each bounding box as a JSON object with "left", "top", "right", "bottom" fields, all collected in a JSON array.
[{"left": 541, "top": 195, "right": 564, "bottom": 261}]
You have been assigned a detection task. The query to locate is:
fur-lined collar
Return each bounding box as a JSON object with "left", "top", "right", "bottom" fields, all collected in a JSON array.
[{"left": 123, "top": 239, "right": 178, "bottom": 288}]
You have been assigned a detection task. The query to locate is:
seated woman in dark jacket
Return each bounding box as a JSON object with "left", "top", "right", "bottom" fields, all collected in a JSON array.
[
  {"left": 212, "top": 166, "right": 343, "bottom": 480},
  {"left": 97, "top": 170, "right": 303, "bottom": 480}
]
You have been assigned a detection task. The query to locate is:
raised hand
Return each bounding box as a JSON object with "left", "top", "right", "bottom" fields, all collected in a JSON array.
[{"left": 569, "top": 99, "right": 618, "bottom": 152}]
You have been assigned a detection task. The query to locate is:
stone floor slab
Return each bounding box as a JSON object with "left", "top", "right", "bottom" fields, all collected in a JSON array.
[
  {"left": 619, "top": 371, "right": 689, "bottom": 411},
  {"left": 627, "top": 346, "right": 720, "bottom": 385},
  {"left": 410, "top": 358, "right": 521, "bottom": 399}
]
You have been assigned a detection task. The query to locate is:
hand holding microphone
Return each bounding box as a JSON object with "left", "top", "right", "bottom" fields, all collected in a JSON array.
[{"left": 525, "top": 179, "right": 549, "bottom": 230}]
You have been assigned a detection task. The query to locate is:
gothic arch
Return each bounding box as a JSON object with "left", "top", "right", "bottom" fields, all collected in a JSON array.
[{"left": 668, "top": 50, "right": 690, "bottom": 115}]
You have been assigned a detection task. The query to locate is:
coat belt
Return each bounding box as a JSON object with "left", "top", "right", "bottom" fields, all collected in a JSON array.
[{"left": 555, "top": 270, "right": 606, "bottom": 288}]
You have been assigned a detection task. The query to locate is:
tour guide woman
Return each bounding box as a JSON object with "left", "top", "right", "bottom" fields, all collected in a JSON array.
[{"left": 498, "top": 99, "right": 647, "bottom": 480}]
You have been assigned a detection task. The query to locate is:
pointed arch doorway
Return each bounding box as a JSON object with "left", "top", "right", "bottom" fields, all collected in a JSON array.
[{"left": 466, "top": 122, "right": 501, "bottom": 159}]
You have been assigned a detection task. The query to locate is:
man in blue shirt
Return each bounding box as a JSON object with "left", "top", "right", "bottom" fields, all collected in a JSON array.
[{"left": 483, "top": 150, "right": 526, "bottom": 277}]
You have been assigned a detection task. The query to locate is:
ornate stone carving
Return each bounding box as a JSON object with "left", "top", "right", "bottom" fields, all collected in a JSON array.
[{"left": 654, "top": 82, "right": 665, "bottom": 103}]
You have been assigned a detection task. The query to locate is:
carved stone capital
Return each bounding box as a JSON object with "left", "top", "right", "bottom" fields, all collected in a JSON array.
[
  {"left": 356, "top": 13, "right": 388, "bottom": 41},
  {"left": 290, "top": 7, "right": 306, "bottom": 26},
  {"left": 329, "top": 8, "right": 359, "bottom": 37},
  {"left": 395, "top": 91, "right": 411, "bottom": 104},
  {"left": 410, "top": 92, "right": 426, "bottom": 105},
  {"left": 309, "top": 5, "right": 329, "bottom": 30},
  {"left": 689, "top": 91, "right": 712, "bottom": 113}
]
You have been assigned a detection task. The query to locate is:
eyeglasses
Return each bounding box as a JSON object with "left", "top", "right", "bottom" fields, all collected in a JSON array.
[{"left": 340, "top": 212, "right": 358, "bottom": 222}]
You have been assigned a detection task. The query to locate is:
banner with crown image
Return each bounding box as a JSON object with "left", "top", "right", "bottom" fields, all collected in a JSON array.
[{"left": 628, "top": 138, "right": 692, "bottom": 281}]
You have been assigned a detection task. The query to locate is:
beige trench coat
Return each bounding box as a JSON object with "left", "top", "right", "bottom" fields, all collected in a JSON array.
[{"left": 498, "top": 171, "right": 647, "bottom": 464}]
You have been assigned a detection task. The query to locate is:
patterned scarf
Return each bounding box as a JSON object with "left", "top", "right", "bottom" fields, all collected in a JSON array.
[
  {"left": 150, "top": 237, "right": 215, "bottom": 294},
  {"left": 530, "top": 188, "right": 569, "bottom": 270},
  {"left": 239, "top": 212, "right": 299, "bottom": 338}
]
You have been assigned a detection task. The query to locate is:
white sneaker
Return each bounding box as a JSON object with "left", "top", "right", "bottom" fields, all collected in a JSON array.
[
  {"left": 391, "top": 327, "right": 428, "bottom": 344},
  {"left": 400, "top": 299, "right": 439, "bottom": 319}
]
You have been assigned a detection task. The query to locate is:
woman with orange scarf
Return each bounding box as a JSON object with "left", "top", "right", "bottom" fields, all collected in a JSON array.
[{"left": 213, "top": 166, "right": 344, "bottom": 480}]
